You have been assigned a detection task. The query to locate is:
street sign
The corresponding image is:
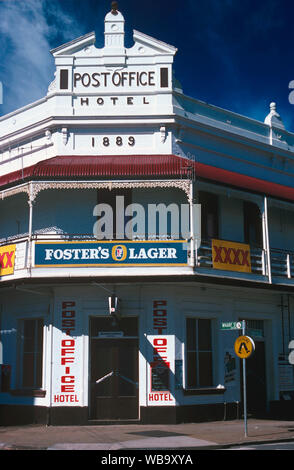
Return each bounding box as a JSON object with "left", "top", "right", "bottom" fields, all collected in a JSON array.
[
  {"left": 234, "top": 335, "right": 255, "bottom": 359},
  {"left": 221, "top": 321, "right": 242, "bottom": 330}
]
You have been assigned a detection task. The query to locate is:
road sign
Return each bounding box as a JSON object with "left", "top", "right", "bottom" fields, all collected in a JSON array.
[
  {"left": 234, "top": 335, "right": 255, "bottom": 359},
  {"left": 221, "top": 321, "right": 242, "bottom": 330}
]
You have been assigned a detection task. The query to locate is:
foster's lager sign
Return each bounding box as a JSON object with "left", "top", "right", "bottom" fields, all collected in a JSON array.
[{"left": 35, "top": 240, "right": 187, "bottom": 267}]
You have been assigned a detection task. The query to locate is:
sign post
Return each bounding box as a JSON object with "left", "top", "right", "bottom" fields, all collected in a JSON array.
[
  {"left": 234, "top": 321, "right": 255, "bottom": 438},
  {"left": 242, "top": 320, "right": 247, "bottom": 438},
  {"left": 221, "top": 319, "right": 255, "bottom": 437}
]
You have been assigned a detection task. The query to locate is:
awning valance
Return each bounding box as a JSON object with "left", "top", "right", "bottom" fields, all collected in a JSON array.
[
  {"left": 0, "top": 154, "right": 193, "bottom": 187},
  {"left": 0, "top": 154, "right": 294, "bottom": 202}
]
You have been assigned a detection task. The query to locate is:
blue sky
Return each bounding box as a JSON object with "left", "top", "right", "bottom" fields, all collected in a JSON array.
[{"left": 1, "top": 0, "right": 294, "bottom": 131}]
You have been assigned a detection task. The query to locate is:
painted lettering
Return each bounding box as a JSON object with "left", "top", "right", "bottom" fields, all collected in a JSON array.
[
  {"left": 150, "top": 300, "right": 173, "bottom": 401},
  {"left": 73, "top": 70, "right": 156, "bottom": 89},
  {"left": 0, "top": 251, "right": 15, "bottom": 269},
  {"left": 213, "top": 245, "right": 250, "bottom": 267},
  {"left": 58, "top": 301, "right": 79, "bottom": 403}
]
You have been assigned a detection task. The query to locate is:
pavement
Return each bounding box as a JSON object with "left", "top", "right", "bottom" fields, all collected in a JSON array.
[{"left": 0, "top": 418, "right": 294, "bottom": 451}]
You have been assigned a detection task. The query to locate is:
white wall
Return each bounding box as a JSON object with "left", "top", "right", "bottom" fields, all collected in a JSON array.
[{"left": 0, "top": 282, "right": 282, "bottom": 412}]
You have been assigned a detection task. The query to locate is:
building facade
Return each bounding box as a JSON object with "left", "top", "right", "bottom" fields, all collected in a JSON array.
[{"left": 0, "top": 5, "right": 294, "bottom": 425}]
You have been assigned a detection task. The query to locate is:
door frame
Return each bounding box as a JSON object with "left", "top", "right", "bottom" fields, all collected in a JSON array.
[
  {"left": 239, "top": 319, "right": 268, "bottom": 417},
  {"left": 88, "top": 315, "right": 139, "bottom": 420}
]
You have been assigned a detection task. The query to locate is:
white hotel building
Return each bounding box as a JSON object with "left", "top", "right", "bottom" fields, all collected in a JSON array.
[{"left": 0, "top": 5, "right": 294, "bottom": 425}]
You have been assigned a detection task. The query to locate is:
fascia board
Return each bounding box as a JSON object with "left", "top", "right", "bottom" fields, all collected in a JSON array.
[
  {"left": 133, "top": 29, "right": 177, "bottom": 55},
  {"left": 174, "top": 111, "right": 294, "bottom": 160},
  {"left": 0, "top": 114, "right": 177, "bottom": 147},
  {"left": 173, "top": 92, "right": 294, "bottom": 153},
  {"left": 50, "top": 31, "right": 96, "bottom": 57}
]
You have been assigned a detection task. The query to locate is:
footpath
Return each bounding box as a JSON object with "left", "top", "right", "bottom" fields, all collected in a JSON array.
[{"left": 0, "top": 418, "right": 294, "bottom": 450}]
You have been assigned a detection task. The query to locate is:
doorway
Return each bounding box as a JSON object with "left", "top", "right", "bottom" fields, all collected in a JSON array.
[
  {"left": 245, "top": 341, "right": 267, "bottom": 416},
  {"left": 89, "top": 316, "right": 139, "bottom": 420},
  {"left": 240, "top": 321, "right": 267, "bottom": 417}
]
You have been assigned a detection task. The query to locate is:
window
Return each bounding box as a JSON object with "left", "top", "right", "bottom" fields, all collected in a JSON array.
[
  {"left": 96, "top": 189, "right": 132, "bottom": 239},
  {"left": 199, "top": 191, "right": 219, "bottom": 240},
  {"left": 19, "top": 318, "right": 44, "bottom": 389},
  {"left": 186, "top": 318, "right": 213, "bottom": 388}
]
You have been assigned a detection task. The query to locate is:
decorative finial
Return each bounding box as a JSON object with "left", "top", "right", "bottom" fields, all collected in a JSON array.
[
  {"left": 264, "top": 101, "right": 285, "bottom": 130},
  {"left": 111, "top": 1, "right": 118, "bottom": 15}
]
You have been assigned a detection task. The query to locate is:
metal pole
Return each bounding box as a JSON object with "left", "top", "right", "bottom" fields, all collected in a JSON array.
[
  {"left": 264, "top": 196, "right": 272, "bottom": 284},
  {"left": 242, "top": 320, "right": 248, "bottom": 437},
  {"left": 189, "top": 180, "right": 195, "bottom": 267},
  {"left": 27, "top": 182, "right": 33, "bottom": 271}
]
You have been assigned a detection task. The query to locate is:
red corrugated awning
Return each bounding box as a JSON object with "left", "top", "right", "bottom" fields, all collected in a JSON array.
[
  {"left": 195, "top": 161, "right": 294, "bottom": 202},
  {"left": 0, "top": 154, "right": 194, "bottom": 187},
  {"left": 1, "top": 154, "right": 294, "bottom": 201}
]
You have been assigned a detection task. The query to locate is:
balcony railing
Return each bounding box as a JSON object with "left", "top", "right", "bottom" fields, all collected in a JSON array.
[
  {"left": 0, "top": 232, "right": 294, "bottom": 284},
  {"left": 197, "top": 239, "right": 294, "bottom": 281},
  {"left": 271, "top": 248, "right": 294, "bottom": 279},
  {"left": 197, "top": 240, "right": 266, "bottom": 276}
]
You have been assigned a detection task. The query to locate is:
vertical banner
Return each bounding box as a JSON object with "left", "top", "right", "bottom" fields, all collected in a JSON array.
[
  {"left": 51, "top": 300, "right": 83, "bottom": 406},
  {"left": 147, "top": 300, "right": 175, "bottom": 405}
]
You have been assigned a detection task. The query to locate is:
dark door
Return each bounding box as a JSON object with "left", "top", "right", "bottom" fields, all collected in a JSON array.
[
  {"left": 89, "top": 317, "right": 139, "bottom": 420},
  {"left": 241, "top": 341, "right": 267, "bottom": 417},
  {"left": 199, "top": 191, "right": 219, "bottom": 241},
  {"left": 243, "top": 201, "right": 262, "bottom": 248}
]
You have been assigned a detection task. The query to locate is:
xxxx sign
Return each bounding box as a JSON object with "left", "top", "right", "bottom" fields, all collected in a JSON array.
[
  {"left": 0, "top": 244, "right": 16, "bottom": 276},
  {"left": 212, "top": 239, "right": 251, "bottom": 273}
]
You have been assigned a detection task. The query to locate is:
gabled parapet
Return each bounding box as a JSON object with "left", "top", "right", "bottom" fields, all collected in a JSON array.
[{"left": 48, "top": 5, "right": 177, "bottom": 104}]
